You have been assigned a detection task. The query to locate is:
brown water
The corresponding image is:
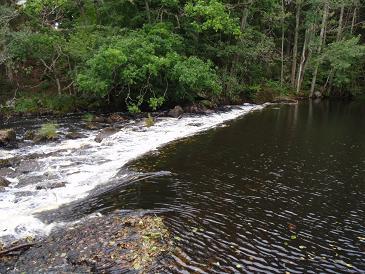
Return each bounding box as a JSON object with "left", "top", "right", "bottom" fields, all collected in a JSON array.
[{"left": 32, "top": 101, "right": 365, "bottom": 272}]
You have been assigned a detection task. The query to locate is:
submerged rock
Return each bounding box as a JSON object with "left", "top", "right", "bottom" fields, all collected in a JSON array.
[
  {"left": 168, "top": 106, "right": 184, "bottom": 118},
  {"left": 92, "top": 116, "right": 107, "bottom": 123},
  {"left": 36, "top": 181, "right": 66, "bottom": 190},
  {"left": 0, "top": 177, "right": 11, "bottom": 188},
  {"left": 23, "top": 130, "right": 35, "bottom": 141},
  {"left": 65, "top": 132, "right": 86, "bottom": 140},
  {"left": 272, "top": 96, "right": 298, "bottom": 104},
  {"left": 0, "top": 159, "right": 11, "bottom": 169},
  {"left": 85, "top": 122, "right": 104, "bottom": 130},
  {"left": 184, "top": 104, "right": 212, "bottom": 114},
  {"left": 94, "top": 127, "right": 118, "bottom": 143},
  {"left": 0, "top": 129, "right": 17, "bottom": 148},
  {"left": 107, "top": 113, "right": 126, "bottom": 123},
  {"left": 17, "top": 160, "right": 40, "bottom": 174}
]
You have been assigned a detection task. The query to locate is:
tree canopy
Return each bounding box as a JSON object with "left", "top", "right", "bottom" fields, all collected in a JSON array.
[{"left": 0, "top": 0, "right": 364, "bottom": 112}]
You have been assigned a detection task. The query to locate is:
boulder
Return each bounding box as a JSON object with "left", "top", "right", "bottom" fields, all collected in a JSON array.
[
  {"left": 168, "top": 106, "right": 184, "bottom": 118},
  {"left": 107, "top": 113, "right": 126, "bottom": 123},
  {"left": 85, "top": 122, "right": 104, "bottom": 130},
  {"left": 32, "top": 134, "right": 45, "bottom": 143},
  {"left": 314, "top": 91, "right": 322, "bottom": 98},
  {"left": 24, "top": 130, "right": 36, "bottom": 140},
  {"left": 66, "top": 132, "right": 86, "bottom": 140},
  {"left": 95, "top": 127, "right": 118, "bottom": 143},
  {"left": 0, "top": 159, "right": 11, "bottom": 168},
  {"left": 184, "top": 104, "right": 212, "bottom": 114},
  {"left": 0, "top": 129, "right": 17, "bottom": 148},
  {"left": 0, "top": 177, "right": 11, "bottom": 188},
  {"left": 92, "top": 116, "right": 107, "bottom": 123},
  {"left": 36, "top": 181, "right": 66, "bottom": 190}
]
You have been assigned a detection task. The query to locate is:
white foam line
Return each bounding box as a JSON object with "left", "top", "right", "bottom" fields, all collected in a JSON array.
[{"left": 0, "top": 104, "right": 267, "bottom": 241}]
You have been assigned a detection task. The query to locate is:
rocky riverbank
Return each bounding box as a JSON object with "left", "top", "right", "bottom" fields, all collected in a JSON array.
[{"left": 0, "top": 211, "right": 172, "bottom": 273}]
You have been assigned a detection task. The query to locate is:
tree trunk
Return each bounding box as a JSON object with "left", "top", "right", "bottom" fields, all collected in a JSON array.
[
  {"left": 56, "top": 77, "right": 61, "bottom": 95},
  {"left": 350, "top": 7, "right": 357, "bottom": 34},
  {"left": 280, "top": 0, "right": 285, "bottom": 86},
  {"left": 309, "top": 2, "right": 328, "bottom": 98},
  {"left": 291, "top": 0, "right": 301, "bottom": 88},
  {"left": 145, "top": 0, "right": 151, "bottom": 24},
  {"left": 324, "top": 4, "right": 344, "bottom": 96},
  {"left": 296, "top": 26, "right": 310, "bottom": 93}
]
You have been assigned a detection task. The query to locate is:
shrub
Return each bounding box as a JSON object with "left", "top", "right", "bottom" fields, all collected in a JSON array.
[{"left": 15, "top": 97, "right": 39, "bottom": 113}]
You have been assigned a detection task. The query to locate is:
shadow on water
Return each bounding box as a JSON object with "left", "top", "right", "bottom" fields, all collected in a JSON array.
[{"left": 64, "top": 101, "right": 365, "bottom": 272}]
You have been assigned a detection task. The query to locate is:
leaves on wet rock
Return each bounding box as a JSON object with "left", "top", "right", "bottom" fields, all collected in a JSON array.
[{"left": 1, "top": 213, "right": 172, "bottom": 273}]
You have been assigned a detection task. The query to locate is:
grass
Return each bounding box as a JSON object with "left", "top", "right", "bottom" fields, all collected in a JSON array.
[
  {"left": 82, "top": 113, "right": 94, "bottom": 122},
  {"left": 38, "top": 123, "right": 58, "bottom": 140},
  {"left": 145, "top": 113, "right": 155, "bottom": 127}
]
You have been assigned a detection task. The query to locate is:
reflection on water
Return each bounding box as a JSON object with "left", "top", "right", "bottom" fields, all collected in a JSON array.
[{"left": 75, "top": 101, "right": 365, "bottom": 272}]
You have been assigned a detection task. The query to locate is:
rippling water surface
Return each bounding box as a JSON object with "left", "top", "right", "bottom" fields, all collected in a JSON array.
[{"left": 91, "top": 101, "right": 365, "bottom": 273}]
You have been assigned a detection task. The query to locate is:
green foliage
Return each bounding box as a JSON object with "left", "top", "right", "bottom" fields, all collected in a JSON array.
[
  {"left": 171, "top": 56, "right": 221, "bottom": 100},
  {"left": 127, "top": 104, "right": 142, "bottom": 114},
  {"left": 82, "top": 113, "right": 94, "bottom": 122},
  {"left": 14, "top": 94, "right": 96, "bottom": 113},
  {"left": 148, "top": 96, "right": 165, "bottom": 111},
  {"left": 1, "top": 0, "right": 364, "bottom": 113},
  {"left": 38, "top": 123, "right": 58, "bottom": 139},
  {"left": 323, "top": 37, "right": 365, "bottom": 87},
  {"left": 185, "top": 0, "right": 241, "bottom": 36},
  {"left": 15, "top": 97, "right": 39, "bottom": 113}
]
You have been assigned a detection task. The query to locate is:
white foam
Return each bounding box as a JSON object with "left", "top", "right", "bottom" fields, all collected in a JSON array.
[{"left": 0, "top": 104, "right": 266, "bottom": 241}]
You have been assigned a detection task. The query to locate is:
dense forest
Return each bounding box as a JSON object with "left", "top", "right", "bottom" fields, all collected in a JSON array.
[{"left": 0, "top": 0, "right": 364, "bottom": 113}]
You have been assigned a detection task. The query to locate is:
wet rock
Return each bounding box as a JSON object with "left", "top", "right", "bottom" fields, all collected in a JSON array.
[
  {"left": 95, "top": 127, "right": 118, "bottom": 143},
  {"left": 85, "top": 122, "right": 104, "bottom": 130},
  {"left": 0, "top": 159, "right": 11, "bottom": 168},
  {"left": 168, "top": 106, "right": 184, "bottom": 118},
  {"left": 17, "top": 160, "right": 40, "bottom": 174},
  {"left": 0, "top": 129, "right": 17, "bottom": 148},
  {"left": 66, "top": 132, "right": 86, "bottom": 139},
  {"left": 32, "top": 134, "right": 45, "bottom": 143},
  {"left": 36, "top": 181, "right": 66, "bottom": 190},
  {"left": 92, "top": 116, "right": 107, "bottom": 123},
  {"left": 107, "top": 113, "right": 126, "bottom": 123},
  {"left": 23, "top": 130, "right": 36, "bottom": 140},
  {"left": 314, "top": 91, "right": 322, "bottom": 98},
  {"left": 0, "top": 177, "right": 11, "bottom": 187},
  {"left": 184, "top": 104, "right": 212, "bottom": 114},
  {"left": 5, "top": 213, "right": 171, "bottom": 273},
  {"left": 272, "top": 96, "right": 298, "bottom": 104},
  {"left": 0, "top": 167, "right": 14, "bottom": 178}
]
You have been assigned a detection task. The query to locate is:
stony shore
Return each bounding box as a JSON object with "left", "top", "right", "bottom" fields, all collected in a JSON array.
[{"left": 0, "top": 211, "right": 172, "bottom": 273}]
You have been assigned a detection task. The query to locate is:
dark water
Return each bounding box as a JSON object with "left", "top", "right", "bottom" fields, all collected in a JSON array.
[{"left": 91, "top": 101, "right": 365, "bottom": 272}]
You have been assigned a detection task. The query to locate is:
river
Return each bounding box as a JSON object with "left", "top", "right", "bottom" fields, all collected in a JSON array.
[{"left": 1, "top": 101, "right": 365, "bottom": 272}]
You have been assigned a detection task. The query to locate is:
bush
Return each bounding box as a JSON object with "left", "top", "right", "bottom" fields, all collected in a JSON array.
[{"left": 15, "top": 97, "right": 39, "bottom": 113}]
